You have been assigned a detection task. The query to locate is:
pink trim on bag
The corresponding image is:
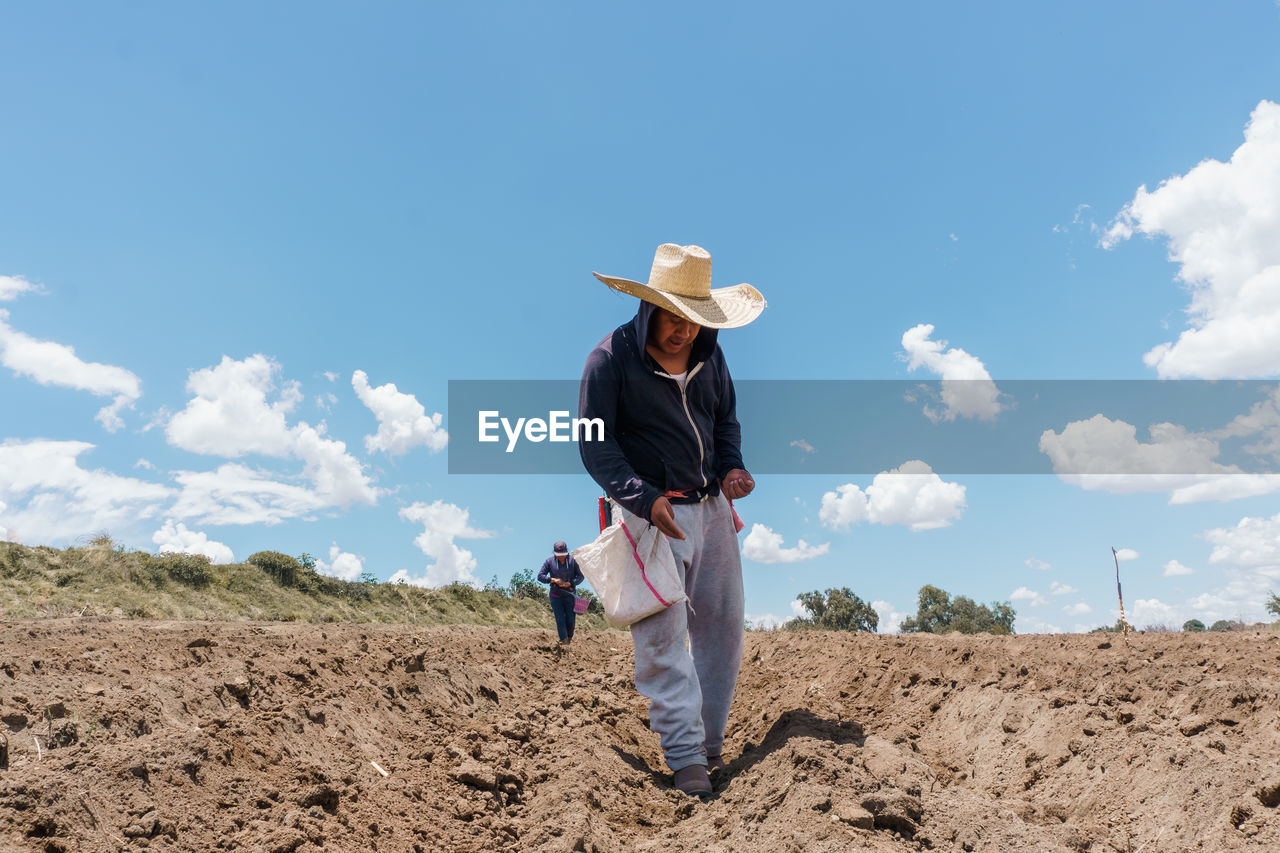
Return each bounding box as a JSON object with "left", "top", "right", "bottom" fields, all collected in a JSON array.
[
  {"left": 729, "top": 499, "right": 745, "bottom": 533},
  {"left": 619, "top": 521, "right": 673, "bottom": 608}
]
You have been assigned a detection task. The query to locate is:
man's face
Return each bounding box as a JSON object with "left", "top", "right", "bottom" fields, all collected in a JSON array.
[
  {"left": 648, "top": 308, "right": 701, "bottom": 357},
  {"left": 556, "top": 554, "right": 567, "bottom": 564}
]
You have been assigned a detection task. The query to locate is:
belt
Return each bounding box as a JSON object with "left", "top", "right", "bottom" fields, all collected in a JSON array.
[{"left": 663, "top": 482, "right": 720, "bottom": 504}]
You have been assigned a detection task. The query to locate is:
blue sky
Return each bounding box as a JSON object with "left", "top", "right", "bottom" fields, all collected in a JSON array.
[{"left": 3, "top": 2, "right": 1280, "bottom": 632}]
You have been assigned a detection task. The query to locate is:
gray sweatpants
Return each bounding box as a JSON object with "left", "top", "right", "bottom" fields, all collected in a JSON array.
[{"left": 626, "top": 494, "right": 744, "bottom": 772}]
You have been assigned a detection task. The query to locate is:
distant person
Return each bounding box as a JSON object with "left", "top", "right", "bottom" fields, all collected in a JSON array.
[
  {"left": 579, "top": 243, "right": 763, "bottom": 799},
  {"left": 538, "top": 540, "right": 584, "bottom": 645}
]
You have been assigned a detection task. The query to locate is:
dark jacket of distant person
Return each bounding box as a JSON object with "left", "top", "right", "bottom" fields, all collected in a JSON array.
[{"left": 538, "top": 554, "right": 584, "bottom": 598}]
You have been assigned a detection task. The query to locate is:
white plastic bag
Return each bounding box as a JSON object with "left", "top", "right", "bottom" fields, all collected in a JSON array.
[{"left": 572, "top": 509, "right": 687, "bottom": 629}]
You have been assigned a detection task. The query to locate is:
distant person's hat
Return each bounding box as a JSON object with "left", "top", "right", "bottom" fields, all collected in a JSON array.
[
  {"left": 593, "top": 243, "right": 766, "bottom": 329},
  {"left": 553, "top": 541, "right": 569, "bottom": 556}
]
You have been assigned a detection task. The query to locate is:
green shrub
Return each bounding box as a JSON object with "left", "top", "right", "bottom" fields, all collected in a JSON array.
[
  {"left": 785, "top": 587, "right": 879, "bottom": 632},
  {"left": 442, "top": 581, "right": 482, "bottom": 609},
  {"left": 508, "top": 569, "right": 543, "bottom": 600},
  {"left": 342, "top": 582, "right": 372, "bottom": 603},
  {"left": 899, "top": 584, "right": 1016, "bottom": 635},
  {"left": 1182, "top": 619, "right": 1206, "bottom": 633},
  {"left": 248, "top": 551, "right": 303, "bottom": 587},
  {"left": 144, "top": 552, "right": 215, "bottom": 589},
  {"left": 0, "top": 544, "right": 27, "bottom": 579}
]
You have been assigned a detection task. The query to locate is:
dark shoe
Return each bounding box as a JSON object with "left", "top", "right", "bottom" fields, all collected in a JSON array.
[
  {"left": 673, "top": 764, "right": 712, "bottom": 799},
  {"left": 706, "top": 753, "right": 726, "bottom": 772}
]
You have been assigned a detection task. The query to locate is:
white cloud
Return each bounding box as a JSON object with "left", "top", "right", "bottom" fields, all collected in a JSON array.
[
  {"left": 1010, "top": 586, "right": 1048, "bottom": 606},
  {"left": 1097, "top": 548, "right": 1277, "bottom": 626},
  {"left": 790, "top": 439, "right": 815, "bottom": 454},
  {"left": 818, "top": 483, "right": 870, "bottom": 529},
  {"left": 1039, "top": 413, "right": 1280, "bottom": 503},
  {"left": 1026, "top": 557, "right": 1052, "bottom": 571},
  {"left": 140, "top": 407, "right": 171, "bottom": 434},
  {"left": 1014, "top": 614, "right": 1063, "bottom": 634},
  {"left": 741, "top": 523, "right": 830, "bottom": 564},
  {"left": 1167, "top": 474, "right": 1280, "bottom": 504},
  {"left": 352, "top": 370, "right": 448, "bottom": 456},
  {"left": 1128, "top": 598, "right": 1180, "bottom": 629},
  {"left": 152, "top": 520, "right": 234, "bottom": 564},
  {"left": 166, "top": 356, "right": 378, "bottom": 517},
  {"left": 901, "top": 324, "right": 1004, "bottom": 422},
  {"left": 745, "top": 612, "right": 783, "bottom": 630},
  {"left": 1063, "top": 602, "right": 1093, "bottom": 616},
  {"left": 1127, "top": 578, "right": 1273, "bottom": 629},
  {"left": 1040, "top": 414, "right": 1224, "bottom": 479},
  {"left": 394, "top": 500, "right": 493, "bottom": 587},
  {"left": 789, "top": 598, "right": 809, "bottom": 618},
  {"left": 0, "top": 309, "right": 142, "bottom": 431},
  {"left": 1204, "top": 511, "right": 1280, "bottom": 569},
  {"left": 316, "top": 392, "right": 338, "bottom": 412},
  {"left": 0, "top": 439, "right": 170, "bottom": 544},
  {"left": 0, "top": 275, "right": 40, "bottom": 301},
  {"left": 1100, "top": 531, "right": 1277, "bottom": 627},
  {"left": 323, "top": 371, "right": 338, "bottom": 383},
  {"left": 167, "top": 355, "right": 299, "bottom": 457},
  {"left": 292, "top": 425, "right": 378, "bottom": 507},
  {"left": 134, "top": 458, "right": 155, "bottom": 470},
  {"left": 820, "top": 460, "right": 967, "bottom": 532},
  {"left": 168, "top": 464, "right": 328, "bottom": 526},
  {"left": 871, "top": 599, "right": 906, "bottom": 634},
  {"left": 1050, "top": 581, "right": 1078, "bottom": 595},
  {"left": 1053, "top": 203, "right": 1098, "bottom": 236},
  {"left": 1103, "top": 100, "right": 1280, "bottom": 378},
  {"left": 316, "top": 543, "right": 364, "bottom": 582},
  {"left": 1114, "top": 548, "right": 1139, "bottom": 562},
  {"left": 1212, "top": 385, "right": 1280, "bottom": 464}
]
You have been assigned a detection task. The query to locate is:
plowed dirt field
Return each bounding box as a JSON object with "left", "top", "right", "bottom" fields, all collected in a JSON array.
[{"left": 2, "top": 620, "right": 1278, "bottom": 852}]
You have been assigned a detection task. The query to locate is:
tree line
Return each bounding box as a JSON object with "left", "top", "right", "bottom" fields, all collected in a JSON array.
[{"left": 784, "top": 584, "right": 1016, "bottom": 635}]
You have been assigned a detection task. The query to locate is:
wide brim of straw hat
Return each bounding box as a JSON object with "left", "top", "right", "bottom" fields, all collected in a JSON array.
[{"left": 592, "top": 273, "right": 766, "bottom": 329}]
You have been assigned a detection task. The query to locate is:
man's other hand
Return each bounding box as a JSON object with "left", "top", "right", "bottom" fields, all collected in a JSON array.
[
  {"left": 721, "top": 469, "right": 755, "bottom": 500},
  {"left": 650, "top": 497, "right": 686, "bottom": 540}
]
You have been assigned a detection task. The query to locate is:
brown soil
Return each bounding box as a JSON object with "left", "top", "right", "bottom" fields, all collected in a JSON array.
[{"left": 1, "top": 620, "right": 1278, "bottom": 852}]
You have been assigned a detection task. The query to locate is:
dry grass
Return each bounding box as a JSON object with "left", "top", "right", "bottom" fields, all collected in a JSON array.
[{"left": 0, "top": 540, "right": 612, "bottom": 630}]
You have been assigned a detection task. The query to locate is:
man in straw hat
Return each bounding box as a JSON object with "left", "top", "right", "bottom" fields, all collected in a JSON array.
[{"left": 579, "top": 243, "right": 765, "bottom": 798}]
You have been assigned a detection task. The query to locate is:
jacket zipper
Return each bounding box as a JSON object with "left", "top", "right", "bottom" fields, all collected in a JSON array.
[{"left": 655, "top": 361, "right": 708, "bottom": 489}]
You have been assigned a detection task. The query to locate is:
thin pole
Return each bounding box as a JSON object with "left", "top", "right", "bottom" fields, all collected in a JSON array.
[{"left": 1112, "top": 547, "right": 1130, "bottom": 637}]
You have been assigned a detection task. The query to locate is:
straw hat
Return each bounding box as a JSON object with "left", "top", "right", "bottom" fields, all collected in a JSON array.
[{"left": 593, "top": 243, "right": 766, "bottom": 329}]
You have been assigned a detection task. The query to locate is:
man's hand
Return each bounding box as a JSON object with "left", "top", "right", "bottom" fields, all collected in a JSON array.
[
  {"left": 649, "top": 496, "right": 686, "bottom": 540},
  {"left": 720, "top": 469, "right": 755, "bottom": 500}
]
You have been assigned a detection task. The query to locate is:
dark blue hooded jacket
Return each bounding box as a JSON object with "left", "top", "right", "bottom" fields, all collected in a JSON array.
[
  {"left": 538, "top": 554, "right": 584, "bottom": 598},
  {"left": 578, "top": 301, "right": 744, "bottom": 521}
]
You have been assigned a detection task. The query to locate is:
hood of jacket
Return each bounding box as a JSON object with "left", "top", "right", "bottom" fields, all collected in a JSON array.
[
  {"left": 578, "top": 301, "right": 744, "bottom": 521},
  {"left": 633, "top": 301, "right": 720, "bottom": 371}
]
